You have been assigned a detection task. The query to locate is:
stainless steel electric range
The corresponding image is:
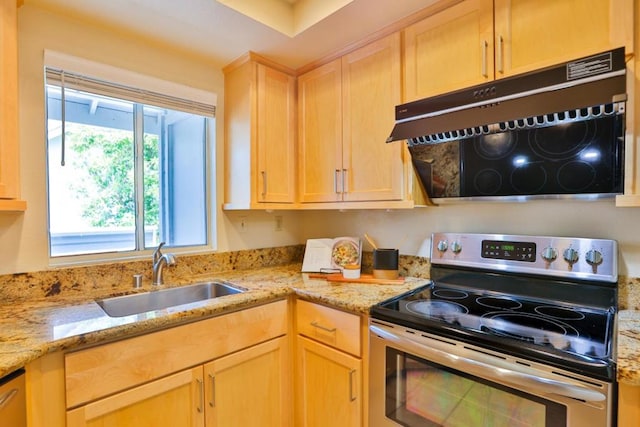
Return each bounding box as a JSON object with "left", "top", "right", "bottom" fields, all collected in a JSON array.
[{"left": 369, "top": 232, "right": 618, "bottom": 427}]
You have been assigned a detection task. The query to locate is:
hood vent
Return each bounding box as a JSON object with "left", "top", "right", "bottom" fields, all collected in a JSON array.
[
  {"left": 388, "top": 48, "right": 627, "bottom": 146},
  {"left": 388, "top": 48, "right": 627, "bottom": 202},
  {"left": 406, "top": 102, "right": 625, "bottom": 147}
]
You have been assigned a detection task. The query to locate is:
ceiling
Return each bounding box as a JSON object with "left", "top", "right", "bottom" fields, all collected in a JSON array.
[{"left": 23, "top": 0, "right": 438, "bottom": 69}]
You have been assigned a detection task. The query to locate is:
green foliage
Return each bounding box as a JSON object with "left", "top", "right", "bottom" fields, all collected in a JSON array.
[{"left": 67, "top": 127, "right": 159, "bottom": 228}]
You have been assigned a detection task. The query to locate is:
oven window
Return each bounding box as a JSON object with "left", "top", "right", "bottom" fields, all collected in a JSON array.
[{"left": 385, "top": 348, "right": 566, "bottom": 426}]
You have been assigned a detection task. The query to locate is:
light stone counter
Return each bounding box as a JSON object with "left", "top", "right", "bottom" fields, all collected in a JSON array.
[
  {"left": 617, "top": 310, "right": 640, "bottom": 385},
  {"left": 1, "top": 244, "right": 638, "bottom": 387},
  {"left": 0, "top": 263, "right": 427, "bottom": 379}
]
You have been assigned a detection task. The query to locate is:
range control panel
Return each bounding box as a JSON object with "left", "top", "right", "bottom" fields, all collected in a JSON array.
[
  {"left": 482, "top": 240, "right": 536, "bottom": 262},
  {"left": 431, "top": 232, "right": 618, "bottom": 283}
]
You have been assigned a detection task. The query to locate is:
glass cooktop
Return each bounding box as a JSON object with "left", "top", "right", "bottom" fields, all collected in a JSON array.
[{"left": 371, "top": 268, "right": 617, "bottom": 379}]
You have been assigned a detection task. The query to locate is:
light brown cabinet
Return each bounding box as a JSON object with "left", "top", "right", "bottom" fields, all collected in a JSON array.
[
  {"left": 403, "top": 0, "right": 494, "bottom": 102},
  {"left": 493, "top": 0, "right": 630, "bottom": 79},
  {"left": 223, "top": 53, "right": 296, "bottom": 209},
  {"left": 298, "top": 33, "right": 408, "bottom": 206},
  {"left": 297, "top": 335, "right": 362, "bottom": 427},
  {"left": 295, "top": 299, "right": 363, "bottom": 427},
  {"left": 66, "top": 367, "right": 204, "bottom": 427},
  {"left": 67, "top": 337, "right": 290, "bottom": 427},
  {"left": 618, "top": 382, "right": 640, "bottom": 427},
  {"left": 203, "top": 336, "right": 290, "bottom": 427},
  {"left": 0, "top": 0, "right": 25, "bottom": 210},
  {"left": 404, "top": 0, "right": 630, "bottom": 102},
  {"left": 61, "top": 300, "right": 290, "bottom": 427}
]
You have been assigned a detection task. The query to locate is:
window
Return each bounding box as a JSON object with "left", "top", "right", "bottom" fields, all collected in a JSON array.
[{"left": 44, "top": 53, "right": 216, "bottom": 258}]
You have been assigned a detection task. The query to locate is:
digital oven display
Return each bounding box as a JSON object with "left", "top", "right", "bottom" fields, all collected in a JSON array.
[{"left": 481, "top": 240, "right": 536, "bottom": 262}]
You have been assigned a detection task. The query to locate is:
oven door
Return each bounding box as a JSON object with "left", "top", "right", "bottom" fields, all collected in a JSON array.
[{"left": 369, "top": 322, "right": 614, "bottom": 427}]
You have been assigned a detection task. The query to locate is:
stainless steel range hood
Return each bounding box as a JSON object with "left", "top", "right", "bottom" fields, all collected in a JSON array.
[
  {"left": 388, "top": 48, "right": 627, "bottom": 202},
  {"left": 388, "top": 48, "right": 627, "bottom": 146}
]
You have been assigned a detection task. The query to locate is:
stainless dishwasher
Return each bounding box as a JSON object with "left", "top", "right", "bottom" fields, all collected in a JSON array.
[{"left": 0, "top": 369, "right": 26, "bottom": 427}]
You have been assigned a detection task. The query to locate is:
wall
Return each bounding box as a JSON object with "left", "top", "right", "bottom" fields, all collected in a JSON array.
[
  {"left": 300, "top": 200, "right": 640, "bottom": 277},
  {"left": 0, "top": 5, "right": 301, "bottom": 275},
  {"left": 4, "top": 4, "right": 640, "bottom": 279}
]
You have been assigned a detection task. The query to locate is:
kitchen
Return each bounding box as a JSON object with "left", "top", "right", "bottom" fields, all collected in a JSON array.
[{"left": 1, "top": 0, "right": 640, "bottom": 426}]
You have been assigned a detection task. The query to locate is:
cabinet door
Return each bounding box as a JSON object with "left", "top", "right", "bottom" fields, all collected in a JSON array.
[
  {"left": 297, "top": 335, "right": 362, "bottom": 427},
  {"left": 342, "top": 33, "right": 404, "bottom": 202},
  {"left": 494, "top": 0, "right": 625, "bottom": 78},
  {"left": 298, "top": 59, "right": 343, "bottom": 202},
  {"left": 618, "top": 383, "right": 640, "bottom": 427},
  {"left": 256, "top": 64, "right": 296, "bottom": 203},
  {"left": 204, "top": 336, "right": 290, "bottom": 427},
  {"left": 66, "top": 367, "right": 204, "bottom": 427},
  {"left": 0, "top": 0, "right": 20, "bottom": 201},
  {"left": 403, "top": 0, "right": 494, "bottom": 101}
]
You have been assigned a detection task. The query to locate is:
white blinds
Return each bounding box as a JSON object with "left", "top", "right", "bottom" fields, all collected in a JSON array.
[{"left": 44, "top": 51, "right": 217, "bottom": 117}]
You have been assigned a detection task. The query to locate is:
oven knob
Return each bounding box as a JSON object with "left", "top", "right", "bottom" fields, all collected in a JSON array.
[
  {"left": 540, "top": 247, "right": 557, "bottom": 267},
  {"left": 450, "top": 241, "right": 462, "bottom": 254},
  {"left": 562, "top": 248, "right": 579, "bottom": 270},
  {"left": 436, "top": 240, "right": 448, "bottom": 254},
  {"left": 585, "top": 249, "right": 603, "bottom": 273}
]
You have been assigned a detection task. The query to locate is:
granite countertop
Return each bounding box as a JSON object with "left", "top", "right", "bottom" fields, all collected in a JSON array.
[
  {"left": 617, "top": 310, "right": 640, "bottom": 386},
  {"left": 0, "top": 264, "right": 427, "bottom": 379},
  {"left": 1, "top": 261, "right": 639, "bottom": 387}
]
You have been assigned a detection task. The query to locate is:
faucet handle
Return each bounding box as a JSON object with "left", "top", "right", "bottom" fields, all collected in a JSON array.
[{"left": 153, "top": 242, "right": 166, "bottom": 263}]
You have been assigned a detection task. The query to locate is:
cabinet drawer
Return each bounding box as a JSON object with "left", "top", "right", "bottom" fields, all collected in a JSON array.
[
  {"left": 65, "top": 299, "right": 287, "bottom": 408},
  {"left": 296, "top": 299, "right": 361, "bottom": 357}
]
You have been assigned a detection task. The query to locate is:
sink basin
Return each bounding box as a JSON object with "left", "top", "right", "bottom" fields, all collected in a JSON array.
[{"left": 96, "top": 281, "right": 244, "bottom": 317}]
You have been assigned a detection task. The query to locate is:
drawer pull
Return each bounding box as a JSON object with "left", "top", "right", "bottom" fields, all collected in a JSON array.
[
  {"left": 196, "top": 378, "right": 204, "bottom": 413},
  {"left": 349, "top": 369, "right": 357, "bottom": 402},
  {"left": 481, "top": 39, "right": 488, "bottom": 77},
  {"left": 209, "top": 374, "right": 215, "bottom": 407},
  {"left": 497, "top": 35, "right": 504, "bottom": 73},
  {"left": 311, "top": 321, "right": 336, "bottom": 333},
  {"left": 0, "top": 389, "right": 17, "bottom": 411},
  {"left": 342, "top": 169, "right": 348, "bottom": 193}
]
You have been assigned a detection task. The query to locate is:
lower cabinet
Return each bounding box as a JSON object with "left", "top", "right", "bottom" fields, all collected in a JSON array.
[
  {"left": 618, "top": 382, "right": 640, "bottom": 427},
  {"left": 297, "top": 335, "right": 362, "bottom": 427},
  {"left": 204, "top": 336, "right": 290, "bottom": 427},
  {"left": 66, "top": 367, "right": 204, "bottom": 427},
  {"left": 62, "top": 300, "right": 290, "bottom": 427},
  {"left": 66, "top": 336, "right": 289, "bottom": 427},
  {"left": 295, "top": 299, "right": 364, "bottom": 427}
]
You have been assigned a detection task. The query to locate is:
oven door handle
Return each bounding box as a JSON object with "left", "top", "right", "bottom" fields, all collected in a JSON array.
[{"left": 370, "top": 324, "right": 606, "bottom": 403}]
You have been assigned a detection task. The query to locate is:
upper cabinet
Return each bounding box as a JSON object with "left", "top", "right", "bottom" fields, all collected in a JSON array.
[
  {"left": 404, "top": 0, "right": 494, "bottom": 102},
  {"left": 223, "top": 53, "right": 296, "bottom": 210},
  {"left": 404, "top": 0, "right": 631, "bottom": 102},
  {"left": 298, "top": 33, "right": 410, "bottom": 206},
  {"left": 297, "top": 59, "right": 342, "bottom": 203},
  {"left": 494, "top": 0, "right": 631, "bottom": 78},
  {"left": 0, "top": 0, "right": 25, "bottom": 210}
]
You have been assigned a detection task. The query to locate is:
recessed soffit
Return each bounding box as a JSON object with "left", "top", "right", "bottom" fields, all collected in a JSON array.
[{"left": 216, "top": 0, "right": 354, "bottom": 37}]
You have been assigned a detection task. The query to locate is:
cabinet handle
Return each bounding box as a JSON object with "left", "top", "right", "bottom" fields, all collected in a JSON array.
[
  {"left": 334, "top": 169, "right": 341, "bottom": 194},
  {"left": 349, "top": 369, "right": 357, "bottom": 402},
  {"left": 208, "top": 374, "right": 215, "bottom": 408},
  {"left": 261, "top": 171, "right": 267, "bottom": 198},
  {"left": 497, "top": 35, "right": 504, "bottom": 74},
  {"left": 481, "top": 40, "right": 488, "bottom": 78},
  {"left": 0, "top": 389, "right": 17, "bottom": 411},
  {"left": 196, "top": 378, "right": 204, "bottom": 413},
  {"left": 311, "top": 320, "right": 336, "bottom": 333},
  {"left": 342, "top": 169, "right": 348, "bottom": 193}
]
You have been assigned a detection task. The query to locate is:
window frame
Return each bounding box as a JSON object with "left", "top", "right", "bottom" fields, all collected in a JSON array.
[{"left": 43, "top": 51, "right": 217, "bottom": 266}]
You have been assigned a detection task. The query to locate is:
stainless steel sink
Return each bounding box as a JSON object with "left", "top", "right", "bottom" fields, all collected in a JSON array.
[{"left": 96, "top": 281, "right": 244, "bottom": 317}]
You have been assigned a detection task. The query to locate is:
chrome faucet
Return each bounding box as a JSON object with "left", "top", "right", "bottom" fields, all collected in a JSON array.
[{"left": 152, "top": 242, "right": 176, "bottom": 286}]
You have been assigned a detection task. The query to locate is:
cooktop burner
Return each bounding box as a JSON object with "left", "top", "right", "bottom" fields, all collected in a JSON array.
[{"left": 392, "top": 281, "right": 612, "bottom": 360}]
